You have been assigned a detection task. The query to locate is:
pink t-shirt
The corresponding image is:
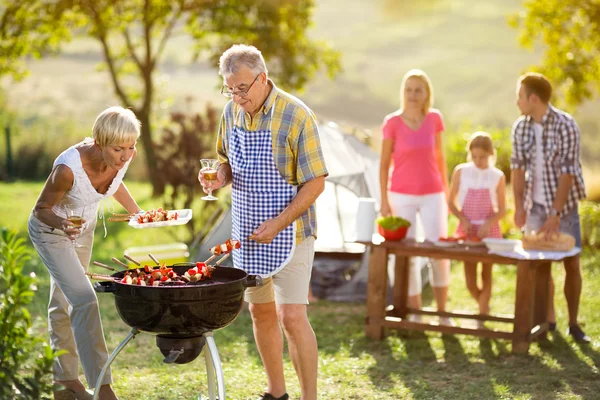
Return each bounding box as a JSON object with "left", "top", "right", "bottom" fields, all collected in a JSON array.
[{"left": 382, "top": 109, "right": 445, "bottom": 195}]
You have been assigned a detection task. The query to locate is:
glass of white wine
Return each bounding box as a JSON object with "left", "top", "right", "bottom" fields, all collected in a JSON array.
[
  {"left": 200, "top": 158, "right": 219, "bottom": 201},
  {"left": 65, "top": 204, "right": 86, "bottom": 248}
]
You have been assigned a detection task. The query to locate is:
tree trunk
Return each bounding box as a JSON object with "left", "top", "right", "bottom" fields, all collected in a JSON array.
[{"left": 138, "top": 111, "right": 162, "bottom": 196}]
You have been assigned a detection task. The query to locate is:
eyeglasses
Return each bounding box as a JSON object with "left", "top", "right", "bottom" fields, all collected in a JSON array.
[{"left": 221, "top": 74, "right": 261, "bottom": 98}]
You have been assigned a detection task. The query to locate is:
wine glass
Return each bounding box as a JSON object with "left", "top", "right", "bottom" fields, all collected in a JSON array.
[
  {"left": 200, "top": 158, "right": 219, "bottom": 201},
  {"left": 65, "top": 204, "right": 86, "bottom": 248}
]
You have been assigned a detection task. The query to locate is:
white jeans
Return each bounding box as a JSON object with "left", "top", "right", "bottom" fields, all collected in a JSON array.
[
  {"left": 388, "top": 191, "right": 450, "bottom": 296},
  {"left": 28, "top": 214, "right": 111, "bottom": 388}
]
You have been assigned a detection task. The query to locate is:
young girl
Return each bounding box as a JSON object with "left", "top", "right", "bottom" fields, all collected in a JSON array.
[{"left": 448, "top": 132, "right": 506, "bottom": 325}]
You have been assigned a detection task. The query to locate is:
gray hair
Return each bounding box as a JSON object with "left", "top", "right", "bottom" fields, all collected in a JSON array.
[
  {"left": 218, "top": 44, "right": 268, "bottom": 78},
  {"left": 92, "top": 106, "right": 141, "bottom": 148}
]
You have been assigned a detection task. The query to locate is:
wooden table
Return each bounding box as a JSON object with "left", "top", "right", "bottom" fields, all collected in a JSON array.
[{"left": 358, "top": 238, "right": 565, "bottom": 353}]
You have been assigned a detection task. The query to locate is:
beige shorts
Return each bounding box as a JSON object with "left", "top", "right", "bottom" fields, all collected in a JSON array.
[{"left": 244, "top": 236, "right": 315, "bottom": 305}]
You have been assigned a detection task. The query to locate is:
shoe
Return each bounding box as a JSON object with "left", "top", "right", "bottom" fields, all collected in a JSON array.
[
  {"left": 548, "top": 322, "right": 557, "bottom": 332},
  {"left": 259, "top": 393, "right": 289, "bottom": 400},
  {"left": 53, "top": 389, "right": 93, "bottom": 400},
  {"left": 567, "top": 325, "right": 591, "bottom": 343}
]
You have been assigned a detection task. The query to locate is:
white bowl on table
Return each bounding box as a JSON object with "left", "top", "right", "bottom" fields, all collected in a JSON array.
[{"left": 482, "top": 238, "right": 522, "bottom": 253}]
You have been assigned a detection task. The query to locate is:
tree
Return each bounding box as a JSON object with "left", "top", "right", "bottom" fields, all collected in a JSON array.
[
  {"left": 510, "top": 0, "right": 600, "bottom": 109},
  {"left": 0, "top": 0, "right": 341, "bottom": 194}
]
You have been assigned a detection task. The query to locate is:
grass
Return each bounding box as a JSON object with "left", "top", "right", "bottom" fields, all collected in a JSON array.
[{"left": 2, "top": 181, "right": 600, "bottom": 399}]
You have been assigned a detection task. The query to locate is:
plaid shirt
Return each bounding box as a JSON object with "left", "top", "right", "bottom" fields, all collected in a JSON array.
[
  {"left": 216, "top": 80, "right": 328, "bottom": 243},
  {"left": 510, "top": 105, "right": 586, "bottom": 216}
]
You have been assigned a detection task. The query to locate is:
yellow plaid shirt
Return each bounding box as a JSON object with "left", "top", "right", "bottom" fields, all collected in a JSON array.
[{"left": 216, "top": 80, "right": 328, "bottom": 243}]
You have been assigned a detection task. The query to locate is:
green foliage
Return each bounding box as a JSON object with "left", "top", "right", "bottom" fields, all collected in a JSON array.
[
  {"left": 510, "top": 0, "right": 600, "bottom": 109},
  {"left": 0, "top": 228, "right": 57, "bottom": 399},
  {"left": 376, "top": 215, "right": 411, "bottom": 230},
  {"left": 153, "top": 103, "right": 225, "bottom": 238},
  {"left": 580, "top": 201, "right": 600, "bottom": 248},
  {"left": 0, "top": 0, "right": 74, "bottom": 80},
  {"left": 0, "top": 0, "right": 341, "bottom": 193}
]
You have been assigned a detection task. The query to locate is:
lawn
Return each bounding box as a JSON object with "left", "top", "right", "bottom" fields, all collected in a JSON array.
[{"left": 1, "top": 181, "right": 599, "bottom": 399}]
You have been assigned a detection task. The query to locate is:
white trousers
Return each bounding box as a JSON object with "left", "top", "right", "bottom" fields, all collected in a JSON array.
[
  {"left": 28, "top": 214, "right": 111, "bottom": 388},
  {"left": 388, "top": 191, "right": 450, "bottom": 296}
]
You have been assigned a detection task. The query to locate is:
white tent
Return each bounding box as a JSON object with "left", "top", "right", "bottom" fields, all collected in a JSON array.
[{"left": 313, "top": 122, "right": 380, "bottom": 253}]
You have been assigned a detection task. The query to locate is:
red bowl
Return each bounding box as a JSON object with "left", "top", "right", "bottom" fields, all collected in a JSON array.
[{"left": 377, "top": 225, "right": 408, "bottom": 241}]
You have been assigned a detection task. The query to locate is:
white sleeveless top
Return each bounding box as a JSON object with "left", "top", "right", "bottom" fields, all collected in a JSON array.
[
  {"left": 51, "top": 140, "right": 132, "bottom": 225},
  {"left": 457, "top": 162, "right": 503, "bottom": 210}
]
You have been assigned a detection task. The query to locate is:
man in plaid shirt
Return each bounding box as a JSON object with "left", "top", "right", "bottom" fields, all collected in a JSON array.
[
  {"left": 199, "top": 45, "right": 328, "bottom": 400},
  {"left": 511, "top": 72, "right": 590, "bottom": 343}
]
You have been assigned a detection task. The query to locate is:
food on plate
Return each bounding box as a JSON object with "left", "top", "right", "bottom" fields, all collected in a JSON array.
[
  {"left": 438, "top": 236, "right": 461, "bottom": 242},
  {"left": 136, "top": 208, "right": 178, "bottom": 224},
  {"left": 522, "top": 231, "right": 576, "bottom": 252},
  {"left": 210, "top": 238, "right": 241, "bottom": 255},
  {"left": 376, "top": 216, "right": 411, "bottom": 230}
]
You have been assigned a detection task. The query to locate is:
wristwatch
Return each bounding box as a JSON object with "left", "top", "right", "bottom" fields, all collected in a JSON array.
[{"left": 549, "top": 208, "right": 560, "bottom": 217}]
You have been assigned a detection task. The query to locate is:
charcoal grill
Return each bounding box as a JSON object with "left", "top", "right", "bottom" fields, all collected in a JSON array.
[{"left": 92, "top": 262, "right": 261, "bottom": 400}]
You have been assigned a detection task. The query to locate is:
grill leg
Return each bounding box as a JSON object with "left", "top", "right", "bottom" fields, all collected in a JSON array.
[
  {"left": 92, "top": 328, "right": 139, "bottom": 400},
  {"left": 202, "top": 332, "right": 225, "bottom": 400}
]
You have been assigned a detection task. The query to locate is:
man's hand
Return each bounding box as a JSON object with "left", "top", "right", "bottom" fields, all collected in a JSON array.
[
  {"left": 249, "top": 218, "right": 285, "bottom": 244},
  {"left": 538, "top": 215, "right": 560, "bottom": 239},
  {"left": 198, "top": 168, "right": 226, "bottom": 194},
  {"left": 514, "top": 208, "right": 526, "bottom": 229}
]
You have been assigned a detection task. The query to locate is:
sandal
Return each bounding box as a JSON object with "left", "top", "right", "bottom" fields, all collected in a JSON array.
[{"left": 259, "top": 392, "right": 289, "bottom": 400}]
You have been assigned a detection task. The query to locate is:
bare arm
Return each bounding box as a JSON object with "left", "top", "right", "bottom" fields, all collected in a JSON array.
[
  {"left": 447, "top": 167, "right": 465, "bottom": 220},
  {"left": 33, "top": 165, "right": 80, "bottom": 238},
  {"left": 379, "top": 138, "right": 394, "bottom": 217},
  {"left": 112, "top": 183, "right": 142, "bottom": 214},
  {"left": 489, "top": 175, "right": 507, "bottom": 223},
  {"left": 250, "top": 175, "right": 326, "bottom": 244},
  {"left": 434, "top": 133, "right": 449, "bottom": 196},
  {"left": 511, "top": 168, "right": 526, "bottom": 228}
]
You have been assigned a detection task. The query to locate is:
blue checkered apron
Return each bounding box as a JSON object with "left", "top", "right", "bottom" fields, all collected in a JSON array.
[{"left": 229, "top": 107, "right": 297, "bottom": 277}]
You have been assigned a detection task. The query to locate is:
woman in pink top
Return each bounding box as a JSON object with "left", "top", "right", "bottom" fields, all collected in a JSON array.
[{"left": 379, "top": 69, "right": 452, "bottom": 325}]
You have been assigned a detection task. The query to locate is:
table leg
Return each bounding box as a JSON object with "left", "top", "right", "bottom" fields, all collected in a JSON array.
[
  {"left": 513, "top": 260, "right": 535, "bottom": 353},
  {"left": 392, "top": 255, "right": 409, "bottom": 318},
  {"left": 533, "top": 261, "right": 551, "bottom": 340},
  {"left": 365, "top": 246, "right": 389, "bottom": 339}
]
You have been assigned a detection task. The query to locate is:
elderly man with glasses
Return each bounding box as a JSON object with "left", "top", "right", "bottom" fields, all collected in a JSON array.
[{"left": 198, "top": 44, "right": 327, "bottom": 400}]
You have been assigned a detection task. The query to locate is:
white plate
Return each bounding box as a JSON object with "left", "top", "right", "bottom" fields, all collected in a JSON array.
[
  {"left": 482, "top": 238, "right": 522, "bottom": 253},
  {"left": 433, "top": 240, "right": 458, "bottom": 248},
  {"left": 128, "top": 209, "right": 192, "bottom": 229}
]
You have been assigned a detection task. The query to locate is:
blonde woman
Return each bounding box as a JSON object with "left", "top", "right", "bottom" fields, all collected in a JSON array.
[
  {"left": 379, "top": 69, "right": 452, "bottom": 325},
  {"left": 28, "top": 106, "right": 143, "bottom": 400}
]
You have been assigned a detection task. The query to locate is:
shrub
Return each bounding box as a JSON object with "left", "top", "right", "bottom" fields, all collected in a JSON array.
[
  {"left": 153, "top": 104, "right": 225, "bottom": 238},
  {"left": 0, "top": 228, "right": 57, "bottom": 399},
  {"left": 580, "top": 201, "right": 600, "bottom": 249}
]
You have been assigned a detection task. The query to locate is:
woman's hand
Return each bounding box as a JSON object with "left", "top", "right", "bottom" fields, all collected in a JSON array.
[
  {"left": 380, "top": 201, "right": 392, "bottom": 218},
  {"left": 60, "top": 218, "right": 86, "bottom": 240}
]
